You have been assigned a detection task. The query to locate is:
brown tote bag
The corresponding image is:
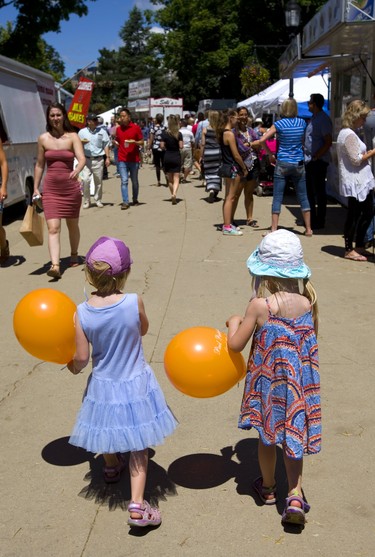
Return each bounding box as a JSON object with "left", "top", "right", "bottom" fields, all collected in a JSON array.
[{"left": 19, "top": 205, "right": 44, "bottom": 246}]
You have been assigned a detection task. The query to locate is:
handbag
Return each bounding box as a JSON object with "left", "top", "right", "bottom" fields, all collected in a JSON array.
[
  {"left": 235, "top": 129, "right": 255, "bottom": 172},
  {"left": 19, "top": 205, "right": 44, "bottom": 246}
]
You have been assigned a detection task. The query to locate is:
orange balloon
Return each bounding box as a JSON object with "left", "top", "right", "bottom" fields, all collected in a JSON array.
[
  {"left": 13, "top": 289, "right": 76, "bottom": 364},
  {"left": 164, "top": 327, "right": 246, "bottom": 398}
]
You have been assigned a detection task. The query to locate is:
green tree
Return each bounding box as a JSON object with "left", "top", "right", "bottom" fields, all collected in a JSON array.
[
  {"left": 95, "top": 7, "right": 172, "bottom": 109},
  {"left": 0, "top": 0, "right": 95, "bottom": 61},
  {"left": 152, "top": 0, "right": 326, "bottom": 106},
  {"left": 0, "top": 21, "right": 65, "bottom": 80}
]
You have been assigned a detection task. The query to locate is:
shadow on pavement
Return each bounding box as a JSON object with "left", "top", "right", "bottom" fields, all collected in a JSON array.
[{"left": 41, "top": 438, "right": 177, "bottom": 511}]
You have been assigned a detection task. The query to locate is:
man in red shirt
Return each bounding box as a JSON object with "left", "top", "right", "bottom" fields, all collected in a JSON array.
[{"left": 115, "top": 108, "right": 143, "bottom": 209}]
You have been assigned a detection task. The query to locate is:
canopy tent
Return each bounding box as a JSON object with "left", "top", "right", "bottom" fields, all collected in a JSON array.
[
  {"left": 238, "top": 76, "right": 329, "bottom": 118},
  {"left": 97, "top": 105, "right": 122, "bottom": 124}
]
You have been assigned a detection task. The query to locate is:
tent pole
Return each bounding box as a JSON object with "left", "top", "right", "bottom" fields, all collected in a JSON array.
[{"left": 289, "top": 77, "right": 294, "bottom": 98}]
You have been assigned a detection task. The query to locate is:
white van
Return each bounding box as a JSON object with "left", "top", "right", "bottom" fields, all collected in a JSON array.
[{"left": 0, "top": 55, "right": 59, "bottom": 208}]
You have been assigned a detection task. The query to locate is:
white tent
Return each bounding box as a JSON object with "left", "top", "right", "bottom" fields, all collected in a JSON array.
[
  {"left": 238, "top": 76, "right": 329, "bottom": 117},
  {"left": 97, "top": 105, "right": 122, "bottom": 124}
]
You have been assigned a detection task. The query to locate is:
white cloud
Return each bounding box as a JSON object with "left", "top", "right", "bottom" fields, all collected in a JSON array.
[
  {"left": 135, "top": 0, "right": 162, "bottom": 10},
  {"left": 150, "top": 26, "right": 165, "bottom": 34}
]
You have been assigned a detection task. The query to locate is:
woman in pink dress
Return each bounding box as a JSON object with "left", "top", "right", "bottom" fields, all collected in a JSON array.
[{"left": 33, "top": 103, "right": 86, "bottom": 278}]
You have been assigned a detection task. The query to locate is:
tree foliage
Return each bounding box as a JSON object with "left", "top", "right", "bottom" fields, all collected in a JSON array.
[
  {"left": 95, "top": 7, "right": 172, "bottom": 108},
  {"left": 152, "top": 0, "right": 326, "bottom": 107},
  {"left": 0, "top": 0, "right": 95, "bottom": 75},
  {"left": 0, "top": 21, "right": 65, "bottom": 80}
]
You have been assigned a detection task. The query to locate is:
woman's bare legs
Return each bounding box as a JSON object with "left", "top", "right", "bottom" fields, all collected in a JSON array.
[
  {"left": 271, "top": 212, "right": 280, "bottom": 232},
  {"left": 66, "top": 217, "right": 80, "bottom": 256},
  {"left": 244, "top": 178, "right": 257, "bottom": 223},
  {"left": 0, "top": 225, "right": 6, "bottom": 249},
  {"left": 46, "top": 218, "right": 61, "bottom": 265},
  {"left": 171, "top": 172, "right": 180, "bottom": 197},
  {"left": 223, "top": 176, "right": 242, "bottom": 227},
  {"left": 129, "top": 449, "right": 148, "bottom": 518},
  {"left": 302, "top": 210, "right": 313, "bottom": 236}
]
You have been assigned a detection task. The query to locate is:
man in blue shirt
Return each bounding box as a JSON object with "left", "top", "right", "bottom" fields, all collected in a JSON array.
[
  {"left": 78, "top": 114, "right": 110, "bottom": 209},
  {"left": 304, "top": 94, "right": 332, "bottom": 229}
]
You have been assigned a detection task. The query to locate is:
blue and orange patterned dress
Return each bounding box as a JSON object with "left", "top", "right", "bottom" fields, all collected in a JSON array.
[{"left": 238, "top": 298, "right": 321, "bottom": 460}]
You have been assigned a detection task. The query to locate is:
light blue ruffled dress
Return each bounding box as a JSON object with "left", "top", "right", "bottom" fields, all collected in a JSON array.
[{"left": 69, "top": 293, "right": 178, "bottom": 454}]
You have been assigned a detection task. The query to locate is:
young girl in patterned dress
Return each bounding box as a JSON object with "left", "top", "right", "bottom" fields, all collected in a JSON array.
[
  {"left": 67, "top": 236, "right": 178, "bottom": 528},
  {"left": 226, "top": 230, "right": 321, "bottom": 526}
]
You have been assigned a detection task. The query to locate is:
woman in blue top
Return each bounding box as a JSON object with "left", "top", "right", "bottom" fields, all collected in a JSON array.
[{"left": 253, "top": 99, "right": 313, "bottom": 236}]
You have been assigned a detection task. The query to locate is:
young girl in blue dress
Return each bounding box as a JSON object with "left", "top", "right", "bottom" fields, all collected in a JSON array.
[
  {"left": 67, "top": 236, "right": 178, "bottom": 528},
  {"left": 226, "top": 230, "right": 321, "bottom": 526}
]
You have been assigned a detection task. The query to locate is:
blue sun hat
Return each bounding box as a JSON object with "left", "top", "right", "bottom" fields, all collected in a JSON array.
[{"left": 247, "top": 229, "right": 311, "bottom": 279}]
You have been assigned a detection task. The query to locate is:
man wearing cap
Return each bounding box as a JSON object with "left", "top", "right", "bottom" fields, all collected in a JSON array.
[
  {"left": 115, "top": 108, "right": 143, "bottom": 210},
  {"left": 78, "top": 114, "right": 110, "bottom": 209},
  {"left": 253, "top": 118, "right": 265, "bottom": 139},
  {"left": 304, "top": 93, "right": 332, "bottom": 229}
]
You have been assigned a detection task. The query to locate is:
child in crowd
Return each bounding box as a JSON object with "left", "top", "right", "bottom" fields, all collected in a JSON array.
[
  {"left": 226, "top": 230, "right": 321, "bottom": 525},
  {"left": 67, "top": 236, "right": 178, "bottom": 528}
]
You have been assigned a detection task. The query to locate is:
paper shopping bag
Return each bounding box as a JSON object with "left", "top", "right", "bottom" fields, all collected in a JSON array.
[{"left": 19, "top": 205, "right": 44, "bottom": 246}]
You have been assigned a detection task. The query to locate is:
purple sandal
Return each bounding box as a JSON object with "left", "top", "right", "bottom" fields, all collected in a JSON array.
[
  {"left": 103, "top": 453, "right": 126, "bottom": 484},
  {"left": 127, "top": 500, "right": 162, "bottom": 528},
  {"left": 252, "top": 476, "right": 277, "bottom": 505},
  {"left": 281, "top": 493, "right": 310, "bottom": 525}
]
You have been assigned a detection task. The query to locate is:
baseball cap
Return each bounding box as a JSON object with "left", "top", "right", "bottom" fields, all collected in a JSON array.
[
  {"left": 87, "top": 113, "right": 98, "bottom": 121},
  {"left": 85, "top": 236, "right": 132, "bottom": 275},
  {"left": 246, "top": 230, "right": 311, "bottom": 279},
  {"left": 254, "top": 118, "right": 263, "bottom": 124}
]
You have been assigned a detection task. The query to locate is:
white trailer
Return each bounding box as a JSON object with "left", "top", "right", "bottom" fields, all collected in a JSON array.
[
  {"left": 0, "top": 55, "right": 56, "bottom": 207},
  {"left": 149, "top": 97, "right": 184, "bottom": 120}
]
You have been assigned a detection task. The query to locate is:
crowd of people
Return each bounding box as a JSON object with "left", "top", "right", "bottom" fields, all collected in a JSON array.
[{"left": 1, "top": 97, "right": 375, "bottom": 271}]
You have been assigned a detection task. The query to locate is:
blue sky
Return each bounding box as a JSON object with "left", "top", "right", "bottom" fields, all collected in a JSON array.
[{"left": 0, "top": 0, "right": 158, "bottom": 79}]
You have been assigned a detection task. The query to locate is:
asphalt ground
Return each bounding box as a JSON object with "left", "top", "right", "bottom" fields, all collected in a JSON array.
[{"left": 1, "top": 161, "right": 374, "bottom": 556}]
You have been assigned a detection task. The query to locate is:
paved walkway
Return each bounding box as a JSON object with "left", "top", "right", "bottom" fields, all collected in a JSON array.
[{"left": 1, "top": 163, "right": 374, "bottom": 556}]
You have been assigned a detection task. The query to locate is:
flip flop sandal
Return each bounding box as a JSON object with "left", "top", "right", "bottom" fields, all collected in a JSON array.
[
  {"left": 70, "top": 252, "right": 81, "bottom": 267},
  {"left": 252, "top": 476, "right": 277, "bottom": 505},
  {"left": 344, "top": 252, "right": 367, "bottom": 261},
  {"left": 281, "top": 493, "right": 310, "bottom": 525},
  {"left": 47, "top": 264, "right": 61, "bottom": 279},
  {"left": 247, "top": 220, "right": 259, "bottom": 228},
  {"left": 127, "top": 500, "right": 162, "bottom": 528},
  {"left": 103, "top": 453, "right": 127, "bottom": 483}
]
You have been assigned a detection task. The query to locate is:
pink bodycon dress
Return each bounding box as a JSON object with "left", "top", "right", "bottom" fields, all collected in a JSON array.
[{"left": 42, "top": 150, "right": 82, "bottom": 219}]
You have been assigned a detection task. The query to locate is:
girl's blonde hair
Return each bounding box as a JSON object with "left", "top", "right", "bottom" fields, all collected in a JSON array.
[
  {"left": 253, "top": 275, "right": 319, "bottom": 335},
  {"left": 341, "top": 99, "right": 370, "bottom": 129},
  {"left": 167, "top": 114, "right": 180, "bottom": 139},
  {"left": 85, "top": 261, "right": 129, "bottom": 294},
  {"left": 280, "top": 98, "right": 298, "bottom": 118}
]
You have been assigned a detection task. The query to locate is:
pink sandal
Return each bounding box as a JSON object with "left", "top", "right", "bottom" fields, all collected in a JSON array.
[
  {"left": 281, "top": 492, "right": 310, "bottom": 525},
  {"left": 252, "top": 476, "right": 277, "bottom": 505},
  {"left": 127, "top": 500, "right": 162, "bottom": 527},
  {"left": 103, "top": 453, "right": 126, "bottom": 483}
]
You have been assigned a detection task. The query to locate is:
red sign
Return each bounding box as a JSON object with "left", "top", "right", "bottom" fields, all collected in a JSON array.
[{"left": 67, "top": 77, "right": 95, "bottom": 129}]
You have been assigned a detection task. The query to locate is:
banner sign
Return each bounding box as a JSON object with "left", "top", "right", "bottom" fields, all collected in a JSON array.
[
  {"left": 128, "top": 78, "right": 151, "bottom": 99},
  {"left": 149, "top": 97, "right": 183, "bottom": 107},
  {"left": 67, "top": 77, "right": 95, "bottom": 128}
]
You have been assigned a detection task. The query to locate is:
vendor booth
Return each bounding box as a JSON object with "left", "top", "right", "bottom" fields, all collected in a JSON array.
[
  {"left": 238, "top": 75, "right": 329, "bottom": 118},
  {"left": 278, "top": 0, "right": 375, "bottom": 203}
]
